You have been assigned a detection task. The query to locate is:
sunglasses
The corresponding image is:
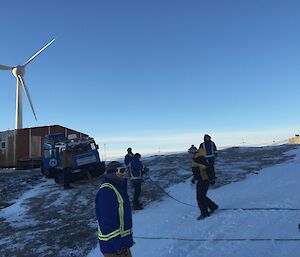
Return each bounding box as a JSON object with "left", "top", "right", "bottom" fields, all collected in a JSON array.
[{"left": 116, "top": 167, "right": 126, "bottom": 174}]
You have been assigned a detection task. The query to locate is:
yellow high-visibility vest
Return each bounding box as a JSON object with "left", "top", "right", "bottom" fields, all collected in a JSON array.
[{"left": 98, "top": 183, "right": 132, "bottom": 241}]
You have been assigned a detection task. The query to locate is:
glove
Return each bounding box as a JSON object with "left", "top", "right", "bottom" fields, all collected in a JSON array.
[
  {"left": 117, "top": 247, "right": 129, "bottom": 256},
  {"left": 210, "top": 180, "right": 216, "bottom": 185},
  {"left": 142, "top": 166, "right": 149, "bottom": 175}
]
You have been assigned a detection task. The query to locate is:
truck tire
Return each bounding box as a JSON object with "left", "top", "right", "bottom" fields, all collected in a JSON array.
[
  {"left": 90, "top": 162, "right": 106, "bottom": 177},
  {"left": 99, "top": 162, "right": 106, "bottom": 175},
  {"left": 54, "top": 173, "right": 64, "bottom": 184},
  {"left": 89, "top": 168, "right": 101, "bottom": 178},
  {"left": 48, "top": 168, "right": 57, "bottom": 178}
]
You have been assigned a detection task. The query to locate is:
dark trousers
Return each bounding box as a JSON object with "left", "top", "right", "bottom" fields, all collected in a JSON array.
[
  {"left": 132, "top": 183, "right": 142, "bottom": 206},
  {"left": 206, "top": 158, "right": 216, "bottom": 179},
  {"left": 196, "top": 180, "right": 218, "bottom": 216},
  {"left": 207, "top": 158, "right": 215, "bottom": 167},
  {"left": 63, "top": 167, "right": 72, "bottom": 188},
  {"left": 207, "top": 158, "right": 215, "bottom": 172}
]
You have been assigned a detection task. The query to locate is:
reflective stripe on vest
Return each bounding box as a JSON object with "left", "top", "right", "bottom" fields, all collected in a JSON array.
[
  {"left": 98, "top": 183, "right": 132, "bottom": 241},
  {"left": 131, "top": 176, "right": 143, "bottom": 180},
  {"left": 131, "top": 168, "right": 142, "bottom": 180}
]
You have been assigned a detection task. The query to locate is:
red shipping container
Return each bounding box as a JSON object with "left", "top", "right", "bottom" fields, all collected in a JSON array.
[{"left": 0, "top": 125, "right": 88, "bottom": 169}]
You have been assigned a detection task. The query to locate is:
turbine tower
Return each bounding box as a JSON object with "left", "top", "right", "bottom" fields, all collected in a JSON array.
[{"left": 0, "top": 38, "right": 55, "bottom": 129}]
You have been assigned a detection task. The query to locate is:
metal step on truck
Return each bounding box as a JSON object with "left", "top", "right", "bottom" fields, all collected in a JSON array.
[{"left": 41, "top": 133, "right": 105, "bottom": 183}]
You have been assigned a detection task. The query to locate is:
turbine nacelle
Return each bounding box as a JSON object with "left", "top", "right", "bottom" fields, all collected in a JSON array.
[{"left": 12, "top": 65, "right": 25, "bottom": 78}]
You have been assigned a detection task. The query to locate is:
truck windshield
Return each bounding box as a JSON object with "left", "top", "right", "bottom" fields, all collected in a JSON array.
[{"left": 73, "top": 143, "right": 92, "bottom": 154}]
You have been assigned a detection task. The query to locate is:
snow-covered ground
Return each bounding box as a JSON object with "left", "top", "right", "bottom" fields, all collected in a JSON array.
[
  {"left": 88, "top": 147, "right": 300, "bottom": 257},
  {"left": 0, "top": 144, "right": 299, "bottom": 257}
]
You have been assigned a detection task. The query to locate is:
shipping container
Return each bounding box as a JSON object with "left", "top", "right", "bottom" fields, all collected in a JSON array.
[{"left": 0, "top": 125, "right": 88, "bottom": 169}]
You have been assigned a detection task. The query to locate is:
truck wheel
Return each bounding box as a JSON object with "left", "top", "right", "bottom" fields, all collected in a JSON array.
[
  {"left": 90, "top": 168, "right": 101, "bottom": 178},
  {"left": 90, "top": 162, "right": 106, "bottom": 177},
  {"left": 48, "top": 168, "right": 57, "bottom": 178},
  {"left": 99, "top": 162, "right": 106, "bottom": 175},
  {"left": 54, "top": 174, "right": 64, "bottom": 184}
]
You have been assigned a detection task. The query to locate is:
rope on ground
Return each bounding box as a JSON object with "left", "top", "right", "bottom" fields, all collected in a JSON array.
[
  {"left": 220, "top": 207, "right": 300, "bottom": 211},
  {"left": 139, "top": 175, "right": 300, "bottom": 243},
  {"left": 134, "top": 236, "right": 300, "bottom": 242},
  {"left": 146, "top": 175, "right": 196, "bottom": 207},
  {"left": 146, "top": 176, "right": 300, "bottom": 211}
]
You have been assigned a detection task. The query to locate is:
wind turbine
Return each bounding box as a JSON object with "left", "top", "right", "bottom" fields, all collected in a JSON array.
[{"left": 0, "top": 38, "right": 55, "bottom": 129}]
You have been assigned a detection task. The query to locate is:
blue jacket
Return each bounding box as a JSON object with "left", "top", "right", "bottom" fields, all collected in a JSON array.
[
  {"left": 95, "top": 175, "right": 134, "bottom": 254},
  {"left": 199, "top": 141, "right": 217, "bottom": 162},
  {"left": 124, "top": 153, "right": 134, "bottom": 166},
  {"left": 130, "top": 157, "right": 143, "bottom": 184}
]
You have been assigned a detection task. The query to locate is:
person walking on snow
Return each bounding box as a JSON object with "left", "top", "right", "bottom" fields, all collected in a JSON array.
[
  {"left": 130, "top": 153, "right": 145, "bottom": 210},
  {"left": 95, "top": 161, "right": 134, "bottom": 257},
  {"left": 192, "top": 148, "right": 218, "bottom": 220},
  {"left": 124, "top": 147, "right": 134, "bottom": 176},
  {"left": 199, "top": 134, "right": 218, "bottom": 172}
]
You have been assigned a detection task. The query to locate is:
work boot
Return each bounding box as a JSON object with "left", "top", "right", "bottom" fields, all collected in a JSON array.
[
  {"left": 209, "top": 205, "right": 219, "bottom": 214},
  {"left": 133, "top": 203, "right": 144, "bottom": 210},
  {"left": 64, "top": 185, "right": 74, "bottom": 190},
  {"left": 197, "top": 213, "right": 210, "bottom": 220}
]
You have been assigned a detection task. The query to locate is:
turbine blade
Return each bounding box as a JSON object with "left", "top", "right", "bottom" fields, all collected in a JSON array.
[
  {"left": 23, "top": 38, "right": 55, "bottom": 66},
  {"left": 18, "top": 75, "right": 37, "bottom": 121},
  {"left": 0, "top": 64, "right": 12, "bottom": 70}
]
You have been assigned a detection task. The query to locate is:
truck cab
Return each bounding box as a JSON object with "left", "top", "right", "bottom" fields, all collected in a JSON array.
[{"left": 41, "top": 133, "right": 105, "bottom": 183}]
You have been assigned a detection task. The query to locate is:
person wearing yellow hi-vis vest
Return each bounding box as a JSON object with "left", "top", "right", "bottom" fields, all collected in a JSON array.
[
  {"left": 95, "top": 161, "right": 134, "bottom": 257},
  {"left": 192, "top": 148, "right": 218, "bottom": 220}
]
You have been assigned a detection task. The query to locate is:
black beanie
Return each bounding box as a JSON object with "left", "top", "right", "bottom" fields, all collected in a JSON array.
[{"left": 106, "top": 161, "right": 122, "bottom": 174}]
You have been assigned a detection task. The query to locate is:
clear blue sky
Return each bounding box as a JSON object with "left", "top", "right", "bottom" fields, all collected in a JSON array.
[{"left": 0, "top": 1, "right": 300, "bottom": 158}]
